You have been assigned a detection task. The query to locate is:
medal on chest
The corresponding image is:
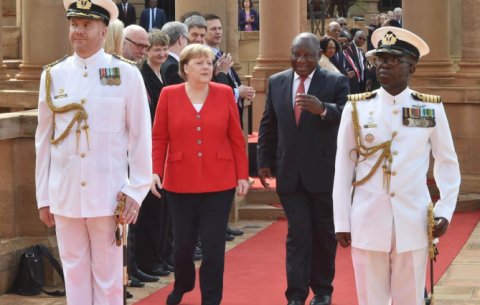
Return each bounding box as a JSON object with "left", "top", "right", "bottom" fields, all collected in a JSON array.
[
  {"left": 403, "top": 107, "right": 436, "bottom": 127},
  {"left": 100, "top": 67, "right": 122, "bottom": 86}
]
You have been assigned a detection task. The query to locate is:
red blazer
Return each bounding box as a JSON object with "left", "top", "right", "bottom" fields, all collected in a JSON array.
[{"left": 152, "top": 82, "right": 249, "bottom": 193}]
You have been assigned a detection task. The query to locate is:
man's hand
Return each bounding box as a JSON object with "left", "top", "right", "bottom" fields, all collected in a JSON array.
[
  {"left": 116, "top": 192, "right": 140, "bottom": 225},
  {"left": 336, "top": 232, "right": 352, "bottom": 248},
  {"left": 39, "top": 207, "right": 55, "bottom": 227},
  {"left": 433, "top": 217, "right": 449, "bottom": 238},
  {"left": 215, "top": 53, "right": 233, "bottom": 74},
  {"left": 346, "top": 68, "right": 356, "bottom": 79},
  {"left": 295, "top": 94, "right": 325, "bottom": 115},
  {"left": 237, "top": 179, "right": 250, "bottom": 196},
  {"left": 238, "top": 85, "right": 256, "bottom": 100},
  {"left": 151, "top": 174, "right": 163, "bottom": 199},
  {"left": 258, "top": 168, "right": 273, "bottom": 191}
]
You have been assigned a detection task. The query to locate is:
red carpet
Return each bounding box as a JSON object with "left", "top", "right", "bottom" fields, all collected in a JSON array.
[{"left": 135, "top": 210, "right": 480, "bottom": 305}]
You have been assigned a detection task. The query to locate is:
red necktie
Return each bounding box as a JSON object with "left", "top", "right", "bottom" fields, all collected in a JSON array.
[
  {"left": 294, "top": 76, "right": 307, "bottom": 125},
  {"left": 124, "top": 5, "right": 127, "bottom": 18}
]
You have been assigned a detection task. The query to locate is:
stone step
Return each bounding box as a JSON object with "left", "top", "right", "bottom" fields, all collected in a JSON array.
[
  {"left": 0, "top": 89, "right": 38, "bottom": 109},
  {"left": 4, "top": 59, "right": 21, "bottom": 78},
  {"left": 245, "top": 189, "right": 280, "bottom": 205},
  {"left": 456, "top": 193, "right": 480, "bottom": 212},
  {"left": 3, "top": 26, "right": 21, "bottom": 59},
  {"left": 0, "top": 79, "right": 39, "bottom": 90},
  {"left": 239, "top": 203, "right": 285, "bottom": 221}
]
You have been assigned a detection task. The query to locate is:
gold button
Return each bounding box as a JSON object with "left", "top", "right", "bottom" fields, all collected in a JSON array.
[
  {"left": 391, "top": 192, "right": 395, "bottom": 197},
  {"left": 393, "top": 109, "right": 398, "bottom": 114},
  {"left": 81, "top": 181, "right": 87, "bottom": 186},
  {"left": 393, "top": 151, "right": 398, "bottom": 155},
  {"left": 392, "top": 171, "right": 397, "bottom": 176},
  {"left": 81, "top": 98, "right": 86, "bottom": 104},
  {"left": 392, "top": 131, "right": 398, "bottom": 136},
  {"left": 81, "top": 153, "right": 86, "bottom": 158},
  {"left": 83, "top": 72, "right": 88, "bottom": 77}
]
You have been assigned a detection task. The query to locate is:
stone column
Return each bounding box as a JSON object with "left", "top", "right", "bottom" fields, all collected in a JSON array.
[
  {"left": 449, "top": 0, "right": 462, "bottom": 64},
  {"left": 363, "top": 0, "right": 379, "bottom": 25},
  {"left": 16, "top": 0, "right": 69, "bottom": 80},
  {"left": 0, "top": 0, "right": 11, "bottom": 80},
  {"left": 226, "top": 0, "right": 244, "bottom": 80},
  {"left": 456, "top": 0, "right": 480, "bottom": 76},
  {"left": 250, "top": 0, "right": 301, "bottom": 131},
  {"left": 403, "top": 0, "right": 455, "bottom": 78},
  {"left": 16, "top": 0, "right": 21, "bottom": 27}
]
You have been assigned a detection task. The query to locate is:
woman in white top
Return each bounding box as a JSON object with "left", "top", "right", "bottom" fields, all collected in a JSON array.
[{"left": 319, "top": 37, "right": 341, "bottom": 73}]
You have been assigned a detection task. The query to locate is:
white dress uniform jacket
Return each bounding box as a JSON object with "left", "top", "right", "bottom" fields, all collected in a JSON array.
[
  {"left": 35, "top": 49, "right": 152, "bottom": 217},
  {"left": 333, "top": 87, "right": 460, "bottom": 253}
]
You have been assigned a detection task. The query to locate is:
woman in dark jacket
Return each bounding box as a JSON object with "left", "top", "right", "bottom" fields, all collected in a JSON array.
[{"left": 238, "top": 0, "right": 259, "bottom": 31}]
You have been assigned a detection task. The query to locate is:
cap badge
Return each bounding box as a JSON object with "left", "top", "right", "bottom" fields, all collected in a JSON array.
[
  {"left": 76, "top": 0, "right": 92, "bottom": 10},
  {"left": 381, "top": 32, "right": 397, "bottom": 46}
]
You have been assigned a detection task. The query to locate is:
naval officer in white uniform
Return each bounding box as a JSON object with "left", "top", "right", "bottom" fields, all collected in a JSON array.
[
  {"left": 333, "top": 27, "right": 461, "bottom": 305},
  {"left": 35, "top": 0, "right": 152, "bottom": 304}
]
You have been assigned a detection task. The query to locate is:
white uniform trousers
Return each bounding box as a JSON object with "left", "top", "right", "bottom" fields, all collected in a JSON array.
[
  {"left": 55, "top": 215, "right": 123, "bottom": 305},
  {"left": 351, "top": 223, "right": 428, "bottom": 305}
]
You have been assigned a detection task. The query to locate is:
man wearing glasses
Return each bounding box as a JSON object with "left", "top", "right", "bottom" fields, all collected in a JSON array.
[
  {"left": 344, "top": 30, "right": 369, "bottom": 93},
  {"left": 333, "top": 27, "right": 460, "bottom": 305},
  {"left": 123, "top": 25, "right": 150, "bottom": 64}
]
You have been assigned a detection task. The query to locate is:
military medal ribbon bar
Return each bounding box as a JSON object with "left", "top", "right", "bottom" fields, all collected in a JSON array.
[{"left": 402, "top": 107, "right": 436, "bottom": 128}]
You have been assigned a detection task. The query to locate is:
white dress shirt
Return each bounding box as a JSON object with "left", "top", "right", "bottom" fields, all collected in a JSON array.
[
  {"left": 35, "top": 48, "right": 152, "bottom": 218},
  {"left": 149, "top": 8, "right": 156, "bottom": 32},
  {"left": 292, "top": 69, "right": 327, "bottom": 116},
  {"left": 333, "top": 87, "right": 460, "bottom": 253}
]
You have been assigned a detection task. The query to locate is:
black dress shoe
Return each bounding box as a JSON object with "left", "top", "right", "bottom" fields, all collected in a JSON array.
[
  {"left": 128, "top": 275, "right": 145, "bottom": 288},
  {"left": 310, "top": 295, "right": 332, "bottom": 305},
  {"left": 132, "top": 269, "right": 159, "bottom": 282},
  {"left": 165, "top": 256, "right": 174, "bottom": 267},
  {"left": 165, "top": 264, "right": 174, "bottom": 272},
  {"left": 146, "top": 267, "right": 171, "bottom": 277},
  {"left": 287, "top": 300, "right": 304, "bottom": 305},
  {"left": 166, "top": 289, "right": 185, "bottom": 305},
  {"left": 227, "top": 226, "right": 244, "bottom": 236},
  {"left": 126, "top": 291, "right": 133, "bottom": 298},
  {"left": 226, "top": 233, "right": 235, "bottom": 241}
]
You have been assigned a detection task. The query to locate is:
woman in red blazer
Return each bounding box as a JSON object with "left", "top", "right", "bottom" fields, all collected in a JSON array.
[{"left": 151, "top": 44, "right": 249, "bottom": 305}]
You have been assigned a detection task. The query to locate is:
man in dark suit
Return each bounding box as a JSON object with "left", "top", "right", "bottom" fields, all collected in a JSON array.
[
  {"left": 117, "top": 0, "right": 136, "bottom": 27},
  {"left": 326, "top": 22, "right": 348, "bottom": 77},
  {"left": 204, "top": 14, "right": 255, "bottom": 128},
  {"left": 344, "top": 30, "right": 368, "bottom": 93},
  {"left": 257, "top": 33, "right": 349, "bottom": 305},
  {"left": 139, "top": 0, "right": 167, "bottom": 32},
  {"left": 160, "top": 21, "right": 189, "bottom": 85}
]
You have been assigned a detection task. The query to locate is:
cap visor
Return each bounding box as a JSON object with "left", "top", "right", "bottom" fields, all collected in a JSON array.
[
  {"left": 366, "top": 48, "right": 410, "bottom": 58},
  {"left": 67, "top": 11, "right": 107, "bottom": 22}
]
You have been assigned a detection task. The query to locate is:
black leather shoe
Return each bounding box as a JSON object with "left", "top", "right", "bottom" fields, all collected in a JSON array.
[
  {"left": 127, "top": 291, "right": 133, "bottom": 299},
  {"left": 165, "top": 264, "right": 174, "bottom": 272},
  {"left": 128, "top": 275, "right": 145, "bottom": 287},
  {"left": 165, "top": 256, "right": 174, "bottom": 267},
  {"left": 132, "top": 269, "right": 159, "bottom": 282},
  {"left": 226, "top": 233, "right": 235, "bottom": 241},
  {"left": 310, "top": 295, "right": 332, "bottom": 305},
  {"left": 227, "top": 226, "right": 244, "bottom": 236},
  {"left": 147, "top": 267, "right": 171, "bottom": 277},
  {"left": 166, "top": 289, "right": 185, "bottom": 305},
  {"left": 287, "top": 300, "right": 304, "bottom": 305}
]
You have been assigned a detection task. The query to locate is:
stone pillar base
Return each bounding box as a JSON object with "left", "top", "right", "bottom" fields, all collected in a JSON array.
[
  {"left": 457, "top": 61, "right": 480, "bottom": 76},
  {"left": 413, "top": 60, "right": 456, "bottom": 78},
  {"left": 0, "top": 65, "right": 11, "bottom": 80},
  {"left": 15, "top": 64, "right": 43, "bottom": 80}
]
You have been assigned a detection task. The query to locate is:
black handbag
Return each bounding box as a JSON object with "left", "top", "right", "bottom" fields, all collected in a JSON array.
[{"left": 9, "top": 244, "right": 66, "bottom": 296}]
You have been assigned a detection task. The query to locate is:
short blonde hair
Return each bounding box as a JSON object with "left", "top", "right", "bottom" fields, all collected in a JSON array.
[
  {"left": 178, "top": 44, "right": 215, "bottom": 80},
  {"left": 104, "top": 19, "right": 125, "bottom": 55},
  {"left": 147, "top": 29, "right": 170, "bottom": 50}
]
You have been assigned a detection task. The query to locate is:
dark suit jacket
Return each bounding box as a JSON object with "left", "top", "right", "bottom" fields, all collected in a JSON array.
[
  {"left": 257, "top": 66, "right": 350, "bottom": 194},
  {"left": 344, "top": 42, "right": 367, "bottom": 94},
  {"left": 139, "top": 8, "right": 167, "bottom": 32},
  {"left": 330, "top": 52, "right": 348, "bottom": 77},
  {"left": 141, "top": 62, "right": 166, "bottom": 124},
  {"left": 117, "top": 3, "right": 136, "bottom": 27},
  {"left": 238, "top": 9, "right": 259, "bottom": 31}
]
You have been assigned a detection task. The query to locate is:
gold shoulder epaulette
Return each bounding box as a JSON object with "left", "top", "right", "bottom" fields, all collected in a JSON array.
[
  {"left": 411, "top": 92, "right": 442, "bottom": 103},
  {"left": 347, "top": 92, "right": 377, "bottom": 102},
  {"left": 43, "top": 55, "right": 68, "bottom": 70},
  {"left": 112, "top": 53, "right": 139, "bottom": 66}
]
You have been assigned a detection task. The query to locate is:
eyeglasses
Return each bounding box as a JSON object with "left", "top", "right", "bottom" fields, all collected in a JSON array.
[
  {"left": 339, "top": 23, "right": 348, "bottom": 26},
  {"left": 182, "top": 35, "right": 191, "bottom": 44},
  {"left": 373, "top": 57, "right": 412, "bottom": 67},
  {"left": 125, "top": 37, "right": 150, "bottom": 51},
  {"left": 356, "top": 37, "right": 367, "bottom": 41}
]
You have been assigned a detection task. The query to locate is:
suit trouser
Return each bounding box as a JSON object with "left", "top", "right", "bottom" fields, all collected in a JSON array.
[
  {"left": 136, "top": 190, "right": 170, "bottom": 271},
  {"left": 278, "top": 181, "right": 337, "bottom": 302},
  {"left": 166, "top": 188, "right": 235, "bottom": 305},
  {"left": 351, "top": 222, "right": 428, "bottom": 305},
  {"left": 55, "top": 215, "right": 123, "bottom": 305}
]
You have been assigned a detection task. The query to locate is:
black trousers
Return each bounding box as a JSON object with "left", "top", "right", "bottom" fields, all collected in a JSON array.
[
  {"left": 135, "top": 190, "right": 171, "bottom": 272},
  {"left": 166, "top": 188, "right": 235, "bottom": 305},
  {"left": 278, "top": 181, "right": 337, "bottom": 302}
]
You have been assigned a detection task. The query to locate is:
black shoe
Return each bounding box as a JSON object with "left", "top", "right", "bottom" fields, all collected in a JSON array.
[
  {"left": 166, "top": 289, "right": 185, "bottom": 305},
  {"left": 287, "top": 300, "right": 304, "bottom": 305},
  {"left": 146, "top": 267, "right": 171, "bottom": 276},
  {"left": 127, "top": 291, "right": 133, "bottom": 299},
  {"left": 310, "top": 295, "right": 332, "bottom": 305},
  {"left": 128, "top": 275, "right": 145, "bottom": 288},
  {"left": 165, "top": 256, "right": 174, "bottom": 267},
  {"left": 227, "top": 226, "right": 244, "bottom": 236},
  {"left": 165, "top": 264, "right": 174, "bottom": 272},
  {"left": 132, "top": 269, "right": 159, "bottom": 282},
  {"left": 226, "top": 233, "right": 235, "bottom": 241}
]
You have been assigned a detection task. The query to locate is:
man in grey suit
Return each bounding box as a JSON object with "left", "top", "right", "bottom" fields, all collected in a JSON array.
[{"left": 257, "top": 33, "right": 349, "bottom": 305}]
